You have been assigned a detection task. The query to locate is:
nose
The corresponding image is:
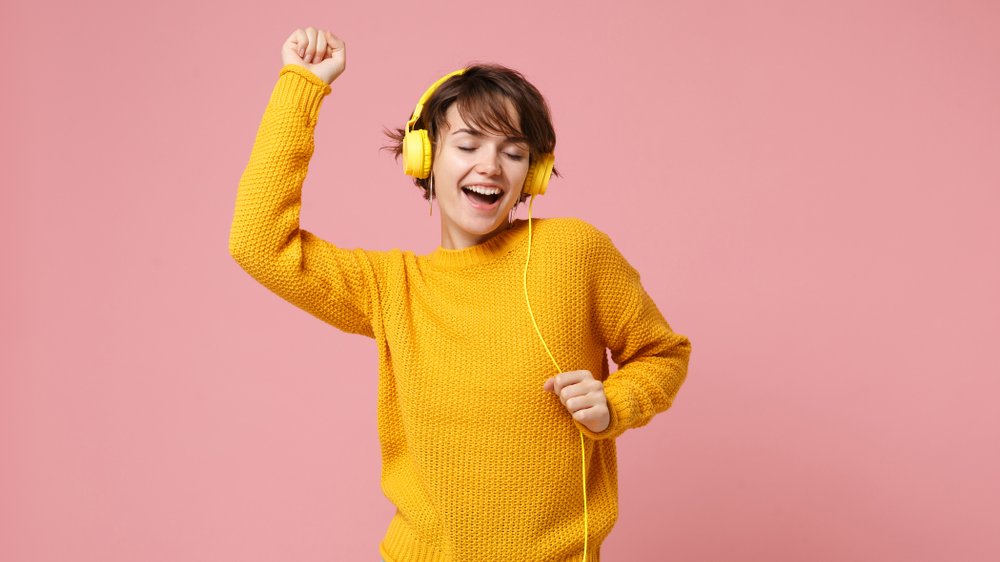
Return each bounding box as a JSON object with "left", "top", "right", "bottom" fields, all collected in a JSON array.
[{"left": 475, "top": 150, "right": 502, "bottom": 176}]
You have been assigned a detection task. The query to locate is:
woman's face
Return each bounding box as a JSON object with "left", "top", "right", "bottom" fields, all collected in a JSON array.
[{"left": 431, "top": 102, "right": 530, "bottom": 250}]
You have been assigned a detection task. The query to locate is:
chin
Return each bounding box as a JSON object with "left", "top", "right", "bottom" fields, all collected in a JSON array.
[{"left": 461, "top": 215, "right": 505, "bottom": 233}]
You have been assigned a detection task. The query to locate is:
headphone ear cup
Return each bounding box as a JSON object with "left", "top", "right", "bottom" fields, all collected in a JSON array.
[
  {"left": 522, "top": 153, "right": 555, "bottom": 197},
  {"left": 403, "top": 129, "right": 433, "bottom": 179}
]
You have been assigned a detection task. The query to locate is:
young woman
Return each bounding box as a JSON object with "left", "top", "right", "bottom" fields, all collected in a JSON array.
[{"left": 229, "top": 27, "right": 692, "bottom": 562}]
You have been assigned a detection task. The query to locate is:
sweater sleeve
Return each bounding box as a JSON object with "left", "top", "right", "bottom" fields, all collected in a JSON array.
[
  {"left": 228, "top": 64, "right": 378, "bottom": 338},
  {"left": 577, "top": 226, "right": 692, "bottom": 440}
]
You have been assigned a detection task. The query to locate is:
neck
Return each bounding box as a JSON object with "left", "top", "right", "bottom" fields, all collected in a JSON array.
[{"left": 440, "top": 219, "right": 517, "bottom": 250}]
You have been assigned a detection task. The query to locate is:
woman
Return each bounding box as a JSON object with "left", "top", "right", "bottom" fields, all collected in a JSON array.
[{"left": 229, "top": 26, "right": 692, "bottom": 562}]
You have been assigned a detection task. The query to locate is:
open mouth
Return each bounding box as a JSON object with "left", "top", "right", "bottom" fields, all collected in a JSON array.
[{"left": 461, "top": 185, "right": 504, "bottom": 208}]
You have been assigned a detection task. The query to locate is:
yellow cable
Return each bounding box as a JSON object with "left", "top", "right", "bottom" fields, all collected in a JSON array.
[{"left": 522, "top": 193, "right": 589, "bottom": 561}]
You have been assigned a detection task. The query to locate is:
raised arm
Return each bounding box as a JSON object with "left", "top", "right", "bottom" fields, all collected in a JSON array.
[{"left": 229, "top": 29, "right": 378, "bottom": 338}]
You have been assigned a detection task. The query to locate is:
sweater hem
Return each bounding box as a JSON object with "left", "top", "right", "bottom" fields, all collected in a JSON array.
[{"left": 379, "top": 513, "right": 602, "bottom": 561}]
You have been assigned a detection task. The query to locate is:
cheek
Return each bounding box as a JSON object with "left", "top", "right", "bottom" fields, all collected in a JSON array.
[
  {"left": 513, "top": 161, "right": 530, "bottom": 182},
  {"left": 435, "top": 150, "right": 473, "bottom": 175}
]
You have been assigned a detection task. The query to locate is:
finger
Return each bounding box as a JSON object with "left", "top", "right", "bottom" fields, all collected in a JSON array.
[
  {"left": 291, "top": 28, "right": 307, "bottom": 58},
  {"left": 327, "top": 31, "right": 347, "bottom": 70},
  {"left": 296, "top": 29, "right": 308, "bottom": 58},
  {"left": 559, "top": 382, "right": 597, "bottom": 406},
  {"left": 554, "top": 370, "right": 591, "bottom": 393},
  {"left": 325, "top": 30, "right": 341, "bottom": 48},
  {"left": 565, "top": 394, "right": 590, "bottom": 412},
  {"left": 304, "top": 27, "right": 318, "bottom": 63},
  {"left": 326, "top": 30, "right": 345, "bottom": 56},
  {"left": 315, "top": 30, "right": 328, "bottom": 62},
  {"left": 573, "top": 405, "right": 604, "bottom": 422},
  {"left": 286, "top": 29, "right": 301, "bottom": 58}
]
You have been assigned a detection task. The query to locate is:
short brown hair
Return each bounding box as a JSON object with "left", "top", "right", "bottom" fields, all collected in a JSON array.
[{"left": 382, "top": 63, "right": 560, "bottom": 201}]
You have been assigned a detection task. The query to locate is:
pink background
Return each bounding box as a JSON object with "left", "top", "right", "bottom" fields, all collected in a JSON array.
[{"left": 3, "top": 0, "right": 998, "bottom": 560}]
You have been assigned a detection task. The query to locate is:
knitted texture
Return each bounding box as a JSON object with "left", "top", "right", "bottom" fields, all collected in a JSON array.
[{"left": 229, "top": 64, "right": 693, "bottom": 562}]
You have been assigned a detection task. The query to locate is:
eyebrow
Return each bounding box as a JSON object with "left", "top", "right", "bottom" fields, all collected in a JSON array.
[{"left": 451, "top": 127, "right": 528, "bottom": 144}]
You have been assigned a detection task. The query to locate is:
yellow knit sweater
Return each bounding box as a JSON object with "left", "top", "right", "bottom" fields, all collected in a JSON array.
[{"left": 229, "top": 64, "right": 692, "bottom": 562}]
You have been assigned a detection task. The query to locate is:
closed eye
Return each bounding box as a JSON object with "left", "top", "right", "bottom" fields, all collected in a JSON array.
[{"left": 458, "top": 146, "right": 525, "bottom": 161}]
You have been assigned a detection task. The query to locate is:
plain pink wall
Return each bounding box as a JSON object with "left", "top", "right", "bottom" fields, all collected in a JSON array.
[{"left": 2, "top": 0, "right": 998, "bottom": 560}]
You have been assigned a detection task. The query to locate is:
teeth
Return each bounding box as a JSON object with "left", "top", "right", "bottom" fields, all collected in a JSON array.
[{"left": 464, "top": 185, "right": 502, "bottom": 195}]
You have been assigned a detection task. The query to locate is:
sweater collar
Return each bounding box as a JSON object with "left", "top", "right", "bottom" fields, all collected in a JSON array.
[{"left": 424, "top": 219, "right": 538, "bottom": 270}]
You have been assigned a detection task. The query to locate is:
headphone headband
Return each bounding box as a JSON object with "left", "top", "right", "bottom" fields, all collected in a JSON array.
[{"left": 406, "top": 68, "right": 466, "bottom": 133}]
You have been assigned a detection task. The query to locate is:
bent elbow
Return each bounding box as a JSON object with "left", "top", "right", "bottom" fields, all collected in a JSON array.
[{"left": 229, "top": 236, "right": 245, "bottom": 264}]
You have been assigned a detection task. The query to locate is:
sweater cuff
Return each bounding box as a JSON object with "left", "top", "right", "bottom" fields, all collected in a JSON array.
[
  {"left": 574, "top": 381, "right": 630, "bottom": 441},
  {"left": 268, "top": 64, "right": 332, "bottom": 118}
]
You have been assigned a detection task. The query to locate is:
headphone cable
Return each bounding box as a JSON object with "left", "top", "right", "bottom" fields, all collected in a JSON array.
[{"left": 522, "top": 193, "right": 590, "bottom": 561}]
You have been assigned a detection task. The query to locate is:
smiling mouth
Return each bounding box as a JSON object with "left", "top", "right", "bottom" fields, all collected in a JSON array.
[{"left": 461, "top": 186, "right": 504, "bottom": 206}]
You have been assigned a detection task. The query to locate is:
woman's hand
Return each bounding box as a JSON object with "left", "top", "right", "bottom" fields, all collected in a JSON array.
[
  {"left": 543, "top": 370, "right": 610, "bottom": 434},
  {"left": 281, "top": 27, "right": 346, "bottom": 85}
]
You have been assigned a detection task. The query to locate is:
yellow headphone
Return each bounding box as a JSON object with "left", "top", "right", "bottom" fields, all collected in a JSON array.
[{"left": 403, "top": 69, "right": 592, "bottom": 559}]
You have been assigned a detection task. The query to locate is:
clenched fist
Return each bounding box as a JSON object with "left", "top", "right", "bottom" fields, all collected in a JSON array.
[
  {"left": 281, "top": 27, "right": 346, "bottom": 85},
  {"left": 543, "top": 370, "right": 611, "bottom": 434}
]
